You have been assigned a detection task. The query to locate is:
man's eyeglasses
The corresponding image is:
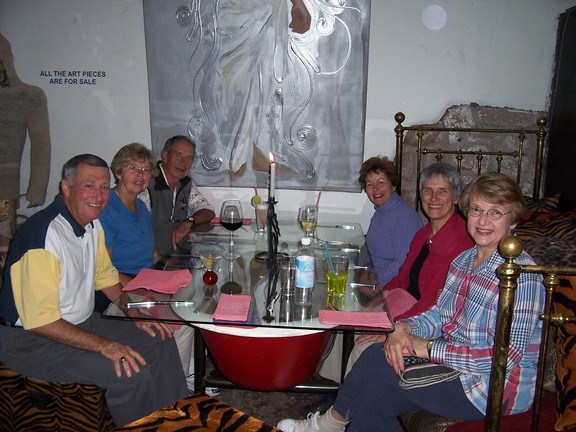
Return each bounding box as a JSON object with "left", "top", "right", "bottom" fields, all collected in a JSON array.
[
  {"left": 467, "top": 206, "right": 510, "bottom": 220},
  {"left": 124, "top": 164, "right": 153, "bottom": 175}
]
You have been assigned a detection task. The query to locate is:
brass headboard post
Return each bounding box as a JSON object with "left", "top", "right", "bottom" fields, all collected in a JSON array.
[
  {"left": 534, "top": 117, "right": 548, "bottom": 200},
  {"left": 486, "top": 237, "right": 523, "bottom": 432},
  {"left": 394, "top": 112, "right": 406, "bottom": 195}
]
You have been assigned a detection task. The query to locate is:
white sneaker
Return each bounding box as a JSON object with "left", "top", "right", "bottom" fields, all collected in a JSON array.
[
  {"left": 205, "top": 387, "right": 222, "bottom": 397},
  {"left": 184, "top": 372, "right": 221, "bottom": 397},
  {"left": 277, "top": 411, "right": 321, "bottom": 432}
]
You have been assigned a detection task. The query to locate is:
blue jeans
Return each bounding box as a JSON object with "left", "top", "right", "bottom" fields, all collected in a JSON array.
[{"left": 333, "top": 343, "right": 483, "bottom": 431}]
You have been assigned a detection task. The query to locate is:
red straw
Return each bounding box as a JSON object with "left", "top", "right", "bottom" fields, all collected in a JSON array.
[
  {"left": 315, "top": 191, "right": 322, "bottom": 208},
  {"left": 254, "top": 186, "right": 259, "bottom": 196}
]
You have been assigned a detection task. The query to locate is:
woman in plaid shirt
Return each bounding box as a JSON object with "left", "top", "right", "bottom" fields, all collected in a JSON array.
[{"left": 278, "top": 173, "right": 544, "bottom": 432}]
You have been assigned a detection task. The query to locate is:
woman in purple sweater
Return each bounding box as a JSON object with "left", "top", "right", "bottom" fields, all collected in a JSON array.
[{"left": 360, "top": 156, "right": 423, "bottom": 286}]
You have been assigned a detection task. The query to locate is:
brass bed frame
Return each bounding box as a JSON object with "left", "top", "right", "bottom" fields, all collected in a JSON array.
[
  {"left": 393, "top": 111, "right": 548, "bottom": 212},
  {"left": 393, "top": 112, "right": 576, "bottom": 431}
]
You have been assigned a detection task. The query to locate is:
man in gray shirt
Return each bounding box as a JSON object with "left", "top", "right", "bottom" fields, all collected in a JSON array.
[{"left": 140, "top": 135, "right": 215, "bottom": 258}]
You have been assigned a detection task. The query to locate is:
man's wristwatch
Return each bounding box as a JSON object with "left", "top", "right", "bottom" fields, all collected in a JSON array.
[
  {"left": 427, "top": 340, "right": 434, "bottom": 357},
  {"left": 187, "top": 216, "right": 195, "bottom": 225}
]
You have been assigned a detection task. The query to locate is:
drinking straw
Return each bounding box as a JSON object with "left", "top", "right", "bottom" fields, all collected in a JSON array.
[
  {"left": 254, "top": 186, "right": 259, "bottom": 196},
  {"left": 323, "top": 242, "right": 336, "bottom": 274},
  {"left": 315, "top": 190, "right": 322, "bottom": 209}
]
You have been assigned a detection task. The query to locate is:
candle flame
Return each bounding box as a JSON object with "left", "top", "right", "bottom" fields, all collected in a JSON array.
[{"left": 269, "top": 152, "right": 275, "bottom": 163}]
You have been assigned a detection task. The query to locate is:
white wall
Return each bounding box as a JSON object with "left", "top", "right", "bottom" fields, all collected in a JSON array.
[{"left": 1, "top": 0, "right": 575, "bottom": 231}]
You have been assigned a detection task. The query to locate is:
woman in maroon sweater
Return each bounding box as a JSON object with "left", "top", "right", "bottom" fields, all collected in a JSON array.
[{"left": 386, "top": 211, "right": 473, "bottom": 319}]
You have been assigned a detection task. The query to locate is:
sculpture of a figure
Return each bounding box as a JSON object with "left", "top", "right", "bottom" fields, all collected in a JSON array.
[
  {"left": 180, "top": 0, "right": 360, "bottom": 185},
  {"left": 0, "top": 33, "right": 51, "bottom": 236},
  {"left": 0, "top": 33, "right": 51, "bottom": 274}
]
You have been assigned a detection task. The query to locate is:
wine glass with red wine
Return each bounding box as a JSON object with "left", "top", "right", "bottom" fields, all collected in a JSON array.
[{"left": 220, "top": 199, "right": 243, "bottom": 259}]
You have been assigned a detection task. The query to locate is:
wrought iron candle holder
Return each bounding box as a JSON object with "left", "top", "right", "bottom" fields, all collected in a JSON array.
[
  {"left": 262, "top": 258, "right": 280, "bottom": 322},
  {"left": 255, "top": 197, "right": 280, "bottom": 262},
  {"left": 267, "top": 198, "right": 280, "bottom": 258},
  {"left": 253, "top": 197, "right": 281, "bottom": 321}
]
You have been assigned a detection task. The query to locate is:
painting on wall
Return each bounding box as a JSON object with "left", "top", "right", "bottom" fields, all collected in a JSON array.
[{"left": 143, "top": 0, "right": 371, "bottom": 192}]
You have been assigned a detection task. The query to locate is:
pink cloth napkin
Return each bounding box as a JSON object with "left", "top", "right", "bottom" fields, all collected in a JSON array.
[
  {"left": 122, "top": 268, "right": 192, "bottom": 294},
  {"left": 318, "top": 310, "right": 393, "bottom": 329},
  {"left": 385, "top": 288, "right": 418, "bottom": 319},
  {"left": 212, "top": 294, "right": 251, "bottom": 322}
]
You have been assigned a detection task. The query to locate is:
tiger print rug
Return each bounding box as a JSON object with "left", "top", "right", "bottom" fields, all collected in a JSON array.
[
  {"left": 1, "top": 359, "right": 279, "bottom": 431},
  {"left": 0, "top": 361, "right": 115, "bottom": 431},
  {"left": 117, "top": 394, "right": 280, "bottom": 431}
]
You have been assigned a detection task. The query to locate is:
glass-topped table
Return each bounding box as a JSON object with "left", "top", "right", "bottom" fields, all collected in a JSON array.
[{"left": 103, "top": 220, "right": 390, "bottom": 393}]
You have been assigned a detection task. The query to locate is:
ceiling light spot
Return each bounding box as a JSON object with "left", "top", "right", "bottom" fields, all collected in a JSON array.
[{"left": 422, "top": 5, "right": 447, "bottom": 30}]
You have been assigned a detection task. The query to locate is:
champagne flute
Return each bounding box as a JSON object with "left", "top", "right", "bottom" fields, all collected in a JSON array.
[
  {"left": 220, "top": 199, "right": 243, "bottom": 259},
  {"left": 298, "top": 205, "right": 318, "bottom": 238}
]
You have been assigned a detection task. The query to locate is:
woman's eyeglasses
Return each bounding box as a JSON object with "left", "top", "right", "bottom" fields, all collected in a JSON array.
[
  {"left": 124, "top": 164, "right": 152, "bottom": 175},
  {"left": 467, "top": 206, "right": 510, "bottom": 220}
]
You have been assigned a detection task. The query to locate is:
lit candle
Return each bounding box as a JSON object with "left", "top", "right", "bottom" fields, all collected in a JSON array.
[{"left": 268, "top": 152, "right": 276, "bottom": 200}]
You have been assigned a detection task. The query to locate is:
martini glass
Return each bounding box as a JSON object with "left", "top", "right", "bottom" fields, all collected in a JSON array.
[{"left": 193, "top": 244, "right": 224, "bottom": 286}]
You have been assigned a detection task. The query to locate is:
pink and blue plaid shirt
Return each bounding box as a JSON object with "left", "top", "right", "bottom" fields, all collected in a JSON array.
[{"left": 405, "top": 246, "right": 544, "bottom": 415}]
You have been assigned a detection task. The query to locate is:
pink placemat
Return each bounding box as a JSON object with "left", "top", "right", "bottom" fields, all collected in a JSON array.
[
  {"left": 212, "top": 294, "right": 251, "bottom": 322},
  {"left": 122, "top": 268, "right": 191, "bottom": 294},
  {"left": 318, "top": 310, "right": 393, "bottom": 329},
  {"left": 385, "top": 288, "right": 418, "bottom": 319}
]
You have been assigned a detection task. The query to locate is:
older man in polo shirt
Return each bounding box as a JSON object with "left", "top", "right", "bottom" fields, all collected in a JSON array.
[{"left": 0, "top": 154, "right": 188, "bottom": 427}]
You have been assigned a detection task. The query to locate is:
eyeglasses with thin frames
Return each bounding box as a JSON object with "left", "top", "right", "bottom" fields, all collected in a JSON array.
[
  {"left": 466, "top": 206, "right": 510, "bottom": 220},
  {"left": 124, "top": 164, "right": 152, "bottom": 175}
]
